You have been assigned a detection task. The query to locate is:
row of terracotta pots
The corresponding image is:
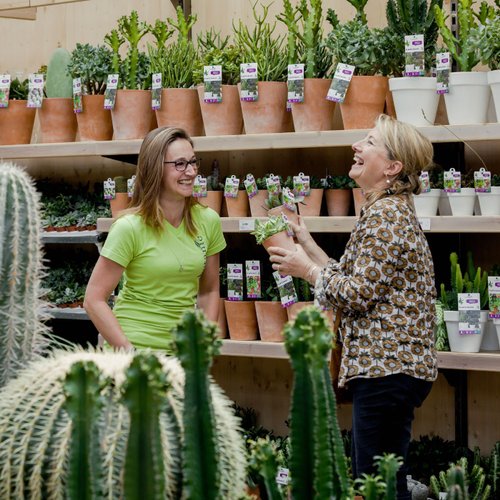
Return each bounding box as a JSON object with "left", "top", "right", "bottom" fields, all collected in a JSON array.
[
  {"left": 0, "top": 76, "right": 391, "bottom": 145},
  {"left": 198, "top": 187, "right": 366, "bottom": 217}
]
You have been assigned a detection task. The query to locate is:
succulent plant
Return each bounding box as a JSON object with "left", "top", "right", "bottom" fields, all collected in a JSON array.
[
  {"left": 0, "top": 163, "right": 49, "bottom": 388},
  {"left": 251, "top": 215, "right": 290, "bottom": 245}
]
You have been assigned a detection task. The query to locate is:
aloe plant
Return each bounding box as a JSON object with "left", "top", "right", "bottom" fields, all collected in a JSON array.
[
  {"left": 251, "top": 215, "right": 290, "bottom": 245},
  {"left": 0, "top": 163, "right": 49, "bottom": 388}
]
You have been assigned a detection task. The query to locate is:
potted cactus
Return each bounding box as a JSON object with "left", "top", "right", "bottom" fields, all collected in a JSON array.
[
  {"left": 38, "top": 47, "right": 78, "bottom": 143},
  {"left": 0, "top": 77, "right": 36, "bottom": 145},
  {"left": 67, "top": 43, "right": 114, "bottom": 141}
]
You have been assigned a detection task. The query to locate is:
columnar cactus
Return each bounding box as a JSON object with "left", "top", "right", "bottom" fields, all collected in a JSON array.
[
  {"left": 0, "top": 315, "right": 247, "bottom": 498},
  {"left": 284, "top": 305, "right": 352, "bottom": 499},
  {"left": 0, "top": 163, "right": 49, "bottom": 388}
]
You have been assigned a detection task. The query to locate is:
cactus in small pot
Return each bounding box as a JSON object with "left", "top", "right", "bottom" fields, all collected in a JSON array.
[
  {"left": 0, "top": 163, "right": 49, "bottom": 388},
  {"left": 45, "top": 47, "right": 73, "bottom": 98}
]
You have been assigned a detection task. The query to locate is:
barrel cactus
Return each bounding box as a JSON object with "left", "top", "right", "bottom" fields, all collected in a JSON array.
[
  {"left": 0, "top": 162, "right": 49, "bottom": 388},
  {"left": 0, "top": 312, "right": 247, "bottom": 499}
]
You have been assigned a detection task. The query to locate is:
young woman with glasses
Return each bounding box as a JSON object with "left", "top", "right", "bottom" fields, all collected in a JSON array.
[{"left": 84, "top": 126, "right": 226, "bottom": 351}]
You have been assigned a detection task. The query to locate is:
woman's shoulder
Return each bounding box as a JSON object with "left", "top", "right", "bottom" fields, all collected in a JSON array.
[
  {"left": 110, "top": 213, "right": 144, "bottom": 233},
  {"left": 367, "top": 195, "right": 410, "bottom": 216},
  {"left": 192, "top": 203, "right": 221, "bottom": 223}
]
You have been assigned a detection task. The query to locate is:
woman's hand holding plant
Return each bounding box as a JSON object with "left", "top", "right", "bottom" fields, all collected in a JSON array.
[
  {"left": 268, "top": 244, "right": 319, "bottom": 284},
  {"left": 288, "top": 216, "right": 329, "bottom": 267}
]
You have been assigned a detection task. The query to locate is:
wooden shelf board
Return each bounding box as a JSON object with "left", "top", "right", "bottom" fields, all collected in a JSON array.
[
  {"left": 2, "top": 123, "right": 500, "bottom": 159},
  {"left": 42, "top": 229, "right": 99, "bottom": 244},
  {"left": 42, "top": 306, "right": 89, "bottom": 320},
  {"left": 220, "top": 340, "right": 288, "bottom": 359},
  {"left": 97, "top": 216, "right": 500, "bottom": 234}
]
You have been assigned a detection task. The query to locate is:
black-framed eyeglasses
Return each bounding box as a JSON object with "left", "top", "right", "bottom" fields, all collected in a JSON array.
[{"left": 163, "top": 158, "right": 201, "bottom": 172}]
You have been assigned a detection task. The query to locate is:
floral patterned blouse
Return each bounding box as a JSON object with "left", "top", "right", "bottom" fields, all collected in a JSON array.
[{"left": 314, "top": 195, "right": 438, "bottom": 388}]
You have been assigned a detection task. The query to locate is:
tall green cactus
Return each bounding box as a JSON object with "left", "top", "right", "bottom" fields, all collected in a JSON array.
[
  {"left": 0, "top": 348, "right": 247, "bottom": 499},
  {"left": 45, "top": 47, "right": 73, "bottom": 98},
  {"left": 284, "top": 305, "right": 352, "bottom": 499},
  {"left": 0, "top": 163, "right": 49, "bottom": 388}
]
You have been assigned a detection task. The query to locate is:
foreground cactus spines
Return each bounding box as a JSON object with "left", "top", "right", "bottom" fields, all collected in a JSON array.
[{"left": 0, "top": 162, "right": 49, "bottom": 388}]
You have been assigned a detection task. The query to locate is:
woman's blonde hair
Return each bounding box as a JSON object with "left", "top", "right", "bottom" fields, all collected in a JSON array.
[
  {"left": 366, "top": 114, "right": 434, "bottom": 206},
  {"left": 125, "top": 126, "right": 199, "bottom": 237}
]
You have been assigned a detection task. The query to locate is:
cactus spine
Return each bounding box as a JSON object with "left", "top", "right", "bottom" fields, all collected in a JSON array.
[
  {"left": 284, "top": 305, "right": 352, "bottom": 499},
  {"left": 45, "top": 47, "right": 73, "bottom": 98},
  {"left": 0, "top": 163, "right": 49, "bottom": 388}
]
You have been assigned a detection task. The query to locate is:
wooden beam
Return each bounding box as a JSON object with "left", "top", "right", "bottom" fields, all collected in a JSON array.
[
  {"left": 0, "top": 0, "right": 28, "bottom": 9},
  {"left": 29, "top": 0, "right": 89, "bottom": 6},
  {"left": 0, "top": 6, "right": 36, "bottom": 18},
  {"left": 0, "top": 0, "right": 88, "bottom": 9}
]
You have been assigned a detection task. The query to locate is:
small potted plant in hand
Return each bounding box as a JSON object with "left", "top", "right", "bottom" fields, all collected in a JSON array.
[
  {"left": 68, "top": 43, "right": 114, "bottom": 141},
  {"left": 251, "top": 215, "right": 296, "bottom": 254},
  {"left": 0, "top": 76, "right": 36, "bottom": 145},
  {"left": 324, "top": 174, "right": 354, "bottom": 216}
]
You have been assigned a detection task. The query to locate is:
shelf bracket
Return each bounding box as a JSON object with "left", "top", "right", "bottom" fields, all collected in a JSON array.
[{"left": 441, "top": 369, "right": 468, "bottom": 448}]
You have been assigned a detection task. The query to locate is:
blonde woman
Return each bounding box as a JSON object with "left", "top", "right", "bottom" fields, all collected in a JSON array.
[
  {"left": 269, "top": 114, "right": 438, "bottom": 499},
  {"left": 84, "top": 127, "right": 226, "bottom": 351}
]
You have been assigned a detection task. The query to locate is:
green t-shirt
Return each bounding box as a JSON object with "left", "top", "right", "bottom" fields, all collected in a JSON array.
[{"left": 100, "top": 205, "right": 226, "bottom": 350}]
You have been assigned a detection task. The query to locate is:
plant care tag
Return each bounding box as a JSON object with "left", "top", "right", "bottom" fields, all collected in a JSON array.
[
  {"left": 273, "top": 271, "right": 298, "bottom": 307},
  {"left": 0, "top": 74, "right": 11, "bottom": 108},
  {"left": 72, "top": 78, "right": 83, "bottom": 113},
  {"left": 27, "top": 73, "right": 44, "bottom": 108},
  {"left": 103, "top": 178, "right": 115, "bottom": 200},
  {"left": 224, "top": 175, "right": 240, "bottom": 198},
  {"left": 287, "top": 64, "right": 305, "bottom": 103},
  {"left": 193, "top": 175, "right": 207, "bottom": 198},
  {"left": 127, "top": 175, "right": 136, "bottom": 198},
  {"left": 240, "top": 63, "right": 258, "bottom": 101},
  {"left": 104, "top": 74, "right": 119, "bottom": 109},
  {"left": 444, "top": 168, "right": 461, "bottom": 193},
  {"left": 404, "top": 34, "right": 425, "bottom": 76},
  {"left": 419, "top": 172, "right": 431, "bottom": 193},
  {"left": 244, "top": 173, "right": 258, "bottom": 199},
  {"left": 227, "top": 263, "right": 244, "bottom": 301},
  {"left": 282, "top": 187, "right": 296, "bottom": 211},
  {"left": 474, "top": 168, "right": 491, "bottom": 193},
  {"left": 151, "top": 73, "right": 162, "bottom": 110},
  {"left": 488, "top": 277, "right": 500, "bottom": 319},
  {"left": 293, "top": 172, "right": 310, "bottom": 196},
  {"left": 276, "top": 467, "right": 290, "bottom": 486},
  {"left": 436, "top": 52, "right": 450, "bottom": 94},
  {"left": 266, "top": 174, "right": 281, "bottom": 196},
  {"left": 327, "top": 63, "right": 355, "bottom": 103},
  {"left": 458, "top": 292, "right": 481, "bottom": 336},
  {"left": 245, "top": 260, "right": 261, "bottom": 299},
  {"left": 203, "top": 65, "right": 222, "bottom": 103}
]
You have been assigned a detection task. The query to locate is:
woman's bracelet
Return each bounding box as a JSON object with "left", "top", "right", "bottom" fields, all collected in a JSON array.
[{"left": 306, "top": 263, "right": 319, "bottom": 283}]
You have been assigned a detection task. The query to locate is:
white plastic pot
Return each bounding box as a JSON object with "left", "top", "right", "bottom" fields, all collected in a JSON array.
[
  {"left": 413, "top": 189, "right": 440, "bottom": 216},
  {"left": 388, "top": 77, "right": 439, "bottom": 126},
  {"left": 444, "top": 72, "right": 490, "bottom": 125},
  {"left": 447, "top": 188, "right": 476, "bottom": 216},
  {"left": 493, "top": 319, "right": 500, "bottom": 346},
  {"left": 476, "top": 186, "right": 500, "bottom": 216},
  {"left": 488, "top": 70, "right": 500, "bottom": 123},
  {"left": 444, "top": 310, "right": 488, "bottom": 353},
  {"left": 480, "top": 318, "right": 500, "bottom": 351}
]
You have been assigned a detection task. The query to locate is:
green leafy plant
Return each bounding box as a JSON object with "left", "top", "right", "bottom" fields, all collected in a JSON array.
[
  {"left": 67, "top": 43, "right": 114, "bottom": 95},
  {"left": 440, "top": 251, "right": 489, "bottom": 311},
  {"left": 472, "top": 14, "right": 500, "bottom": 70},
  {"left": 105, "top": 10, "right": 151, "bottom": 90},
  {"left": 277, "top": 0, "right": 332, "bottom": 78},
  {"left": 324, "top": 174, "right": 356, "bottom": 189},
  {"left": 9, "top": 77, "right": 29, "bottom": 100},
  {"left": 148, "top": 6, "right": 199, "bottom": 88},
  {"left": 207, "top": 160, "right": 224, "bottom": 190},
  {"left": 385, "top": 0, "right": 443, "bottom": 74},
  {"left": 233, "top": 1, "right": 289, "bottom": 82},
  {"left": 355, "top": 454, "right": 402, "bottom": 500},
  {"left": 434, "top": 0, "right": 495, "bottom": 71},
  {"left": 293, "top": 277, "right": 312, "bottom": 301},
  {"left": 251, "top": 215, "right": 289, "bottom": 244}
]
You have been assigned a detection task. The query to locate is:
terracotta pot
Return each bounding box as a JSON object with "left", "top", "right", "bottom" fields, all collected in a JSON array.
[
  {"left": 352, "top": 187, "right": 366, "bottom": 216},
  {"left": 198, "top": 191, "right": 223, "bottom": 214},
  {"left": 287, "top": 301, "right": 314, "bottom": 322},
  {"left": 325, "top": 189, "right": 352, "bottom": 216},
  {"left": 262, "top": 230, "right": 296, "bottom": 254},
  {"left": 155, "top": 88, "right": 204, "bottom": 137},
  {"left": 217, "top": 297, "right": 227, "bottom": 339},
  {"left": 340, "top": 75, "right": 389, "bottom": 130},
  {"left": 239, "top": 81, "right": 293, "bottom": 134},
  {"left": 197, "top": 84, "right": 243, "bottom": 136},
  {"left": 255, "top": 301, "right": 287, "bottom": 342},
  {"left": 224, "top": 191, "right": 249, "bottom": 217},
  {"left": 0, "top": 100, "right": 36, "bottom": 145},
  {"left": 38, "top": 97, "right": 77, "bottom": 143},
  {"left": 298, "top": 188, "right": 324, "bottom": 216},
  {"left": 246, "top": 485, "right": 261, "bottom": 499},
  {"left": 384, "top": 88, "right": 397, "bottom": 118},
  {"left": 111, "top": 89, "right": 156, "bottom": 140},
  {"left": 291, "top": 78, "right": 336, "bottom": 131},
  {"left": 267, "top": 205, "right": 299, "bottom": 226},
  {"left": 224, "top": 300, "right": 258, "bottom": 340},
  {"left": 109, "top": 193, "right": 130, "bottom": 218},
  {"left": 248, "top": 191, "right": 269, "bottom": 217},
  {"left": 76, "top": 94, "right": 113, "bottom": 141}
]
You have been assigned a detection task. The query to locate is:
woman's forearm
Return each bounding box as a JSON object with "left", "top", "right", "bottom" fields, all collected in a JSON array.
[
  {"left": 301, "top": 238, "right": 330, "bottom": 267},
  {"left": 197, "top": 290, "right": 220, "bottom": 322}
]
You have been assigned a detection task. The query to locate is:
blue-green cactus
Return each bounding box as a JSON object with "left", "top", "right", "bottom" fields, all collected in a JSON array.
[
  {"left": 0, "top": 163, "right": 49, "bottom": 388},
  {"left": 45, "top": 47, "right": 73, "bottom": 98}
]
